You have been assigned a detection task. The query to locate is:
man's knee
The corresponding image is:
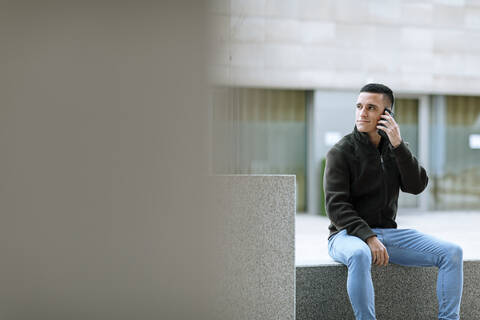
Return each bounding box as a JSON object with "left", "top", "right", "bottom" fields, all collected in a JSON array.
[
  {"left": 347, "top": 246, "right": 372, "bottom": 268},
  {"left": 443, "top": 243, "right": 463, "bottom": 266}
]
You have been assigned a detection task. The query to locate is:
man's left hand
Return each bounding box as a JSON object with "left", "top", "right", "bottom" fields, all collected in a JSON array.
[{"left": 377, "top": 113, "right": 402, "bottom": 148}]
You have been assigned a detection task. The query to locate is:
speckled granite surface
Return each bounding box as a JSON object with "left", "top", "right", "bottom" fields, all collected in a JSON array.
[
  {"left": 296, "top": 261, "right": 480, "bottom": 320},
  {"left": 215, "top": 175, "right": 296, "bottom": 320}
]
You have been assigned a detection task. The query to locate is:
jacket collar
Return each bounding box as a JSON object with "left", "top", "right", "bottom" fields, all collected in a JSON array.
[
  {"left": 353, "top": 126, "right": 372, "bottom": 145},
  {"left": 353, "top": 126, "right": 391, "bottom": 153}
]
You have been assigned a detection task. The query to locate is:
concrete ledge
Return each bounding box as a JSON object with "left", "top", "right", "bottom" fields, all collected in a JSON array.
[
  {"left": 296, "top": 260, "right": 480, "bottom": 320},
  {"left": 215, "top": 175, "right": 296, "bottom": 320}
]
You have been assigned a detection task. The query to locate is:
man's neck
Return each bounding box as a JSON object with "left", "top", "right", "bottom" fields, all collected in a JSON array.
[{"left": 368, "top": 132, "right": 382, "bottom": 148}]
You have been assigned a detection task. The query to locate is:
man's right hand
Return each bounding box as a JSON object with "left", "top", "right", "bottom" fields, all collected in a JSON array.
[{"left": 366, "top": 236, "right": 389, "bottom": 266}]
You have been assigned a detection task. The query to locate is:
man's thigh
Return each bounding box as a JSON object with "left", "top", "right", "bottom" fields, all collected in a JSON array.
[
  {"left": 328, "top": 230, "right": 372, "bottom": 265},
  {"left": 380, "top": 228, "right": 458, "bottom": 267}
]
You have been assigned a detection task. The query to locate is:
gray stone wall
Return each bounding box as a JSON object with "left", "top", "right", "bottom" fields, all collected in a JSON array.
[
  {"left": 297, "top": 261, "right": 480, "bottom": 320},
  {"left": 210, "top": 0, "right": 480, "bottom": 95}
]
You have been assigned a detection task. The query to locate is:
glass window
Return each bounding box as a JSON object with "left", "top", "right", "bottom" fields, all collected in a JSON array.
[
  {"left": 211, "top": 87, "right": 307, "bottom": 212},
  {"left": 430, "top": 96, "right": 480, "bottom": 210},
  {"left": 395, "top": 98, "right": 419, "bottom": 208}
]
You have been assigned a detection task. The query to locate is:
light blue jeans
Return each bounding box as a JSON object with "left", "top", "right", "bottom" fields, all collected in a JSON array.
[{"left": 328, "top": 228, "right": 463, "bottom": 320}]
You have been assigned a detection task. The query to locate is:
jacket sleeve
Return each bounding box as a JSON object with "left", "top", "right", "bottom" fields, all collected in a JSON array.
[
  {"left": 392, "top": 141, "right": 429, "bottom": 195},
  {"left": 324, "top": 147, "right": 376, "bottom": 242}
]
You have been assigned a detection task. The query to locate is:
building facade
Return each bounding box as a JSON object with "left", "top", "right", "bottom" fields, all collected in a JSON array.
[{"left": 210, "top": 0, "right": 480, "bottom": 213}]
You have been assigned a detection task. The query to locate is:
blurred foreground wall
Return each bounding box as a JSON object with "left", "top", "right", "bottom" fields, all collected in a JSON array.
[{"left": 0, "top": 1, "right": 225, "bottom": 319}]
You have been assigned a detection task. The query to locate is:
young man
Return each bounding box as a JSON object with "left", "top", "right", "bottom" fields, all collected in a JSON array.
[{"left": 324, "top": 83, "right": 463, "bottom": 320}]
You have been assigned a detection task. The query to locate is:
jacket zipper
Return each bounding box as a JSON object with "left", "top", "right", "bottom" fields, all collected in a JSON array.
[{"left": 380, "top": 154, "right": 388, "bottom": 209}]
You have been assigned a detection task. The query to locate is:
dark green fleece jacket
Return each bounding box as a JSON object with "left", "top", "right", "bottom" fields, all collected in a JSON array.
[{"left": 324, "top": 126, "right": 428, "bottom": 242}]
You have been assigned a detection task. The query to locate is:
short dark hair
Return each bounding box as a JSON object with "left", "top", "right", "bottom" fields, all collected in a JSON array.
[{"left": 360, "top": 83, "right": 394, "bottom": 110}]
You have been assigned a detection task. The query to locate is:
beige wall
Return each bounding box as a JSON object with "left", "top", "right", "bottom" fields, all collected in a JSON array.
[{"left": 210, "top": 0, "right": 480, "bottom": 95}]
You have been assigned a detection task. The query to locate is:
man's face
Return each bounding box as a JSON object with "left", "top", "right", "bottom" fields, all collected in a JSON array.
[{"left": 355, "top": 92, "right": 389, "bottom": 134}]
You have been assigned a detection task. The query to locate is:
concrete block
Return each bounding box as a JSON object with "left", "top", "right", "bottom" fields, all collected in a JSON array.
[
  {"left": 265, "top": 18, "right": 300, "bottom": 43},
  {"left": 433, "top": 29, "right": 469, "bottom": 54},
  {"left": 215, "top": 175, "right": 295, "bottom": 320},
  {"left": 230, "top": 43, "right": 264, "bottom": 67},
  {"left": 230, "top": 0, "right": 265, "bottom": 16},
  {"left": 433, "top": 74, "right": 480, "bottom": 95},
  {"left": 230, "top": 16, "right": 265, "bottom": 42},
  {"left": 399, "top": 72, "right": 434, "bottom": 92},
  {"left": 226, "top": 67, "right": 336, "bottom": 89},
  {"left": 465, "top": 54, "right": 480, "bottom": 76},
  {"left": 263, "top": 68, "right": 311, "bottom": 88},
  {"left": 372, "top": 26, "right": 403, "bottom": 50},
  {"left": 297, "top": 69, "right": 336, "bottom": 87},
  {"left": 296, "top": 265, "right": 355, "bottom": 320},
  {"left": 435, "top": 29, "right": 480, "bottom": 54},
  {"left": 466, "top": 0, "right": 480, "bottom": 6},
  {"left": 401, "top": 2, "right": 434, "bottom": 26},
  {"left": 296, "top": 261, "right": 480, "bottom": 320},
  {"left": 461, "top": 260, "right": 480, "bottom": 317},
  {"left": 264, "top": 44, "right": 304, "bottom": 68},
  {"left": 433, "top": 0, "right": 466, "bottom": 5},
  {"left": 297, "top": 0, "right": 333, "bottom": 20},
  {"left": 401, "top": 27, "right": 434, "bottom": 51},
  {"left": 367, "top": 0, "right": 402, "bottom": 25},
  {"left": 363, "top": 50, "right": 401, "bottom": 74},
  {"left": 334, "top": 24, "right": 375, "bottom": 49},
  {"left": 329, "top": 70, "right": 370, "bottom": 88},
  {"left": 433, "top": 4, "right": 466, "bottom": 27},
  {"left": 298, "top": 264, "right": 438, "bottom": 320},
  {"left": 433, "top": 53, "right": 467, "bottom": 76},
  {"left": 334, "top": 0, "right": 371, "bottom": 24},
  {"left": 299, "top": 21, "right": 335, "bottom": 45},
  {"left": 465, "top": 7, "right": 480, "bottom": 28},
  {"left": 265, "top": 0, "right": 298, "bottom": 18},
  {"left": 465, "top": 31, "right": 480, "bottom": 53},
  {"left": 358, "top": 72, "right": 405, "bottom": 91},
  {"left": 302, "top": 46, "right": 337, "bottom": 69},
  {"left": 333, "top": 51, "right": 364, "bottom": 72}
]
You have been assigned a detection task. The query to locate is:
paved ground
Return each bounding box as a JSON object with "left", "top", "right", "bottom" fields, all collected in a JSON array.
[{"left": 296, "top": 211, "right": 480, "bottom": 266}]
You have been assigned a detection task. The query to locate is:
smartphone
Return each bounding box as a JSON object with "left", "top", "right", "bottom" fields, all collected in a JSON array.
[{"left": 377, "top": 108, "right": 395, "bottom": 140}]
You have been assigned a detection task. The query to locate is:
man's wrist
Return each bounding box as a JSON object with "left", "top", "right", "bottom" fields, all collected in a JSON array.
[
  {"left": 391, "top": 139, "right": 402, "bottom": 149},
  {"left": 366, "top": 235, "right": 377, "bottom": 244}
]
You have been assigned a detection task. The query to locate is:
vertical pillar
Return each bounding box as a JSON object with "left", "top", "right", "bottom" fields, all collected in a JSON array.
[
  {"left": 430, "top": 96, "right": 447, "bottom": 210},
  {"left": 418, "top": 95, "right": 430, "bottom": 211},
  {"left": 307, "top": 90, "right": 357, "bottom": 215}
]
